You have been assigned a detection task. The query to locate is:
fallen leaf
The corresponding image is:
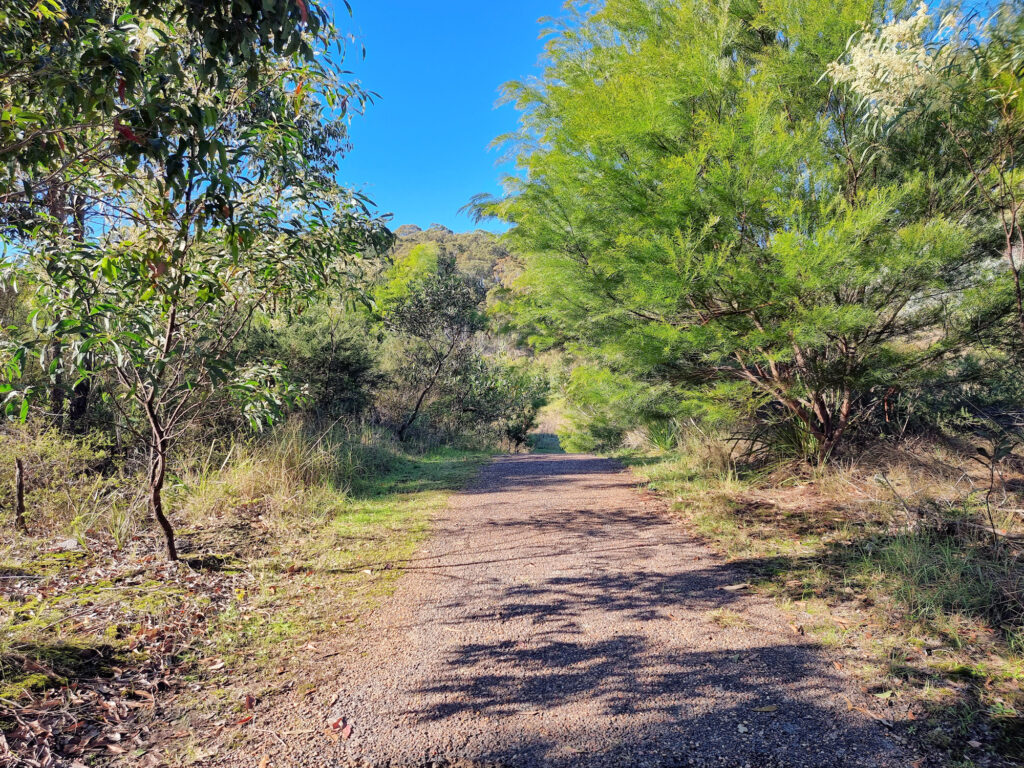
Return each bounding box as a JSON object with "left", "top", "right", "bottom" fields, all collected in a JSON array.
[
  {"left": 873, "top": 690, "right": 894, "bottom": 700},
  {"left": 244, "top": 694, "right": 255, "bottom": 710},
  {"left": 968, "top": 740, "right": 982, "bottom": 749},
  {"left": 235, "top": 716, "right": 253, "bottom": 726},
  {"left": 723, "top": 583, "right": 750, "bottom": 592},
  {"left": 258, "top": 755, "right": 270, "bottom": 768},
  {"left": 341, "top": 721, "right": 352, "bottom": 740},
  {"left": 752, "top": 705, "right": 778, "bottom": 712}
]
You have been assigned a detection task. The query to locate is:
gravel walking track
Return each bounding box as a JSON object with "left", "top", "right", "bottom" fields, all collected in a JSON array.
[{"left": 243, "top": 454, "right": 917, "bottom": 768}]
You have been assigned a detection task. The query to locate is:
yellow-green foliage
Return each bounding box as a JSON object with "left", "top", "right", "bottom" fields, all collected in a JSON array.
[{"left": 374, "top": 242, "right": 440, "bottom": 311}]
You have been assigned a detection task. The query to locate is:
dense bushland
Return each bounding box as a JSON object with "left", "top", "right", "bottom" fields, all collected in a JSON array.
[
  {"left": 0, "top": 4, "right": 544, "bottom": 762},
  {"left": 0, "top": 0, "right": 543, "bottom": 555}
]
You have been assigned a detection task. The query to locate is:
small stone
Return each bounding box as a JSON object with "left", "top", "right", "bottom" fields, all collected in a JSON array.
[{"left": 737, "top": 724, "right": 748, "bottom": 733}]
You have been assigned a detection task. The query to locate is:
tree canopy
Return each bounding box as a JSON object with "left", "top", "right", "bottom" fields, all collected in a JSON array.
[
  {"left": 482, "top": 0, "right": 1023, "bottom": 461},
  {"left": 0, "top": 0, "right": 389, "bottom": 559}
]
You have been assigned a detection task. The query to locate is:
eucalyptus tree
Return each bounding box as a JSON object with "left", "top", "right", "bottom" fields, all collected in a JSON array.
[
  {"left": 378, "top": 249, "right": 486, "bottom": 441},
  {"left": 2, "top": 0, "right": 391, "bottom": 560},
  {"left": 0, "top": 0, "right": 335, "bottom": 213},
  {"left": 482, "top": 0, "right": 989, "bottom": 461}
]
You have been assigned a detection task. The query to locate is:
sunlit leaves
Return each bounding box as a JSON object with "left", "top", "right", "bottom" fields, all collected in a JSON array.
[{"left": 487, "top": 0, "right": 1006, "bottom": 459}]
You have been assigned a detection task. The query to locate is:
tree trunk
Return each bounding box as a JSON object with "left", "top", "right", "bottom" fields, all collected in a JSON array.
[
  {"left": 68, "top": 375, "right": 91, "bottom": 434},
  {"left": 14, "top": 458, "right": 26, "bottom": 534},
  {"left": 397, "top": 358, "right": 447, "bottom": 442},
  {"left": 397, "top": 389, "right": 429, "bottom": 442},
  {"left": 149, "top": 434, "right": 177, "bottom": 561},
  {"left": 47, "top": 339, "right": 65, "bottom": 428},
  {"left": 66, "top": 196, "right": 92, "bottom": 434}
]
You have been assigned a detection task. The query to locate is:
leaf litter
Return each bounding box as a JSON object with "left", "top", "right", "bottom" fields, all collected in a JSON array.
[{"left": 1, "top": 546, "right": 245, "bottom": 767}]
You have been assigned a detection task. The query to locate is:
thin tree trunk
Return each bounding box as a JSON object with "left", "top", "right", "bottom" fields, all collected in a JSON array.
[
  {"left": 14, "top": 458, "right": 26, "bottom": 534},
  {"left": 397, "top": 352, "right": 449, "bottom": 442},
  {"left": 149, "top": 435, "right": 177, "bottom": 561},
  {"left": 48, "top": 339, "right": 65, "bottom": 427},
  {"left": 68, "top": 375, "right": 91, "bottom": 434},
  {"left": 397, "top": 384, "right": 432, "bottom": 442},
  {"left": 67, "top": 195, "right": 92, "bottom": 434}
]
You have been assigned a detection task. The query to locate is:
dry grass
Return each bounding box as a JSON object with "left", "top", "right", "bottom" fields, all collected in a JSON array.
[{"left": 706, "top": 607, "right": 753, "bottom": 629}]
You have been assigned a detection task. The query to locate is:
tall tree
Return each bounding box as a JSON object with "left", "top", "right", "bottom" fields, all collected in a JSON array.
[{"left": 378, "top": 249, "right": 485, "bottom": 441}]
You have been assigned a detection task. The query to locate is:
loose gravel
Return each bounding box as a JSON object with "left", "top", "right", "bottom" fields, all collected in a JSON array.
[{"left": 233, "top": 454, "right": 917, "bottom": 768}]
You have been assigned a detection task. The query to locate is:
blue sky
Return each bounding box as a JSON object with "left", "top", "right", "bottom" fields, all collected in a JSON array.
[{"left": 329, "top": 1, "right": 562, "bottom": 233}]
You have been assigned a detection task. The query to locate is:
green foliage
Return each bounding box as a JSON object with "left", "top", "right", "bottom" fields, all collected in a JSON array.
[
  {"left": 391, "top": 225, "right": 516, "bottom": 292},
  {"left": 377, "top": 253, "right": 486, "bottom": 440},
  {"left": 481, "top": 0, "right": 1022, "bottom": 462},
  {"left": 490, "top": 364, "right": 548, "bottom": 448},
  {"left": 245, "top": 307, "right": 380, "bottom": 417},
  {"left": 426, "top": 357, "right": 548, "bottom": 447},
  {"left": 0, "top": 0, "right": 344, "bottom": 213},
  {"left": 375, "top": 243, "right": 442, "bottom": 310},
  {"left": 0, "top": 0, "right": 391, "bottom": 559}
]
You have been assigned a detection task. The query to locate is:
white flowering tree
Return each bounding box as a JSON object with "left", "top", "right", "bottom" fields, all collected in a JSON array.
[{"left": 829, "top": 3, "right": 1024, "bottom": 334}]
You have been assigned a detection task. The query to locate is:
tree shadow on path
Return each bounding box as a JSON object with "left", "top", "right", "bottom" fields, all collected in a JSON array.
[{"left": 337, "top": 454, "right": 914, "bottom": 768}]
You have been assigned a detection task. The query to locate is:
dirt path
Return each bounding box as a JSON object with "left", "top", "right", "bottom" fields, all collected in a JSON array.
[{"left": 246, "top": 454, "right": 916, "bottom": 767}]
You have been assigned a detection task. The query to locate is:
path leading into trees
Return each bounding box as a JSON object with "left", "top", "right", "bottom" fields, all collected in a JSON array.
[{"left": 276, "top": 454, "right": 915, "bottom": 767}]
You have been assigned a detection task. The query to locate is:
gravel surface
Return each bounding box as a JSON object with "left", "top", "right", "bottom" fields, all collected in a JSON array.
[{"left": 234, "top": 454, "right": 916, "bottom": 768}]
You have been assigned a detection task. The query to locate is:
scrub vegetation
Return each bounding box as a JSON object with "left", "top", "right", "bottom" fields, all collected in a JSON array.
[{"left": 2, "top": 0, "right": 1024, "bottom": 765}]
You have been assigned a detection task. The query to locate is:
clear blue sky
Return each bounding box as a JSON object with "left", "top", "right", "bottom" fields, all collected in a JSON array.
[{"left": 329, "top": 1, "right": 562, "bottom": 233}]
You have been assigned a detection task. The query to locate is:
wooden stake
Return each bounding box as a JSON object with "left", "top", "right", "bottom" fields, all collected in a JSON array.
[{"left": 14, "top": 458, "right": 26, "bottom": 534}]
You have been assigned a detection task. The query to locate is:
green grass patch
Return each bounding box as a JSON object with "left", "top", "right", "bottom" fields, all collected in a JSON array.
[
  {"left": 202, "top": 444, "right": 491, "bottom": 662},
  {"left": 1, "top": 438, "right": 491, "bottom": 764}
]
